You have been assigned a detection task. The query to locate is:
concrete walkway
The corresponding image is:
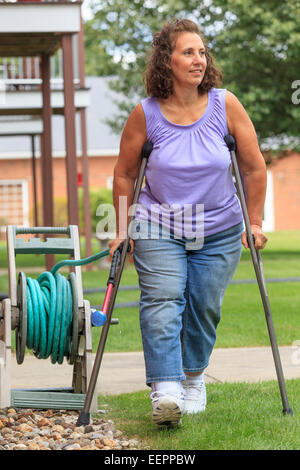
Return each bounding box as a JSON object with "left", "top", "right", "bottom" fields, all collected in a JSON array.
[{"left": 10, "top": 345, "right": 300, "bottom": 395}]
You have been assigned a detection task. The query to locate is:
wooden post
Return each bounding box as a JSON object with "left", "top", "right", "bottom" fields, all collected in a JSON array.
[
  {"left": 78, "top": 12, "right": 93, "bottom": 264},
  {"left": 30, "top": 134, "right": 39, "bottom": 228},
  {"left": 62, "top": 34, "right": 79, "bottom": 228},
  {"left": 41, "top": 53, "right": 55, "bottom": 270}
]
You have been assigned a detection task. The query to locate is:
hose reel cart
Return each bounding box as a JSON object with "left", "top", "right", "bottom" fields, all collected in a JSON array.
[{"left": 0, "top": 225, "right": 100, "bottom": 411}]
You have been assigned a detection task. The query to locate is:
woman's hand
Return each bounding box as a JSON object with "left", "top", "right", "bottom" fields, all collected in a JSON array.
[
  {"left": 241, "top": 224, "right": 268, "bottom": 250},
  {"left": 108, "top": 238, "right": 135, "bottom": 260}
]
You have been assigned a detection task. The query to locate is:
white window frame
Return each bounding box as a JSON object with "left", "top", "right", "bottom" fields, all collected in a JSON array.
[
  {"left": 262, "top": 170, "right": 275, "bottom": 232},
  {"left": 106, "top": 176, "right": 113, "bottom": 190},
  {"left": 0, "top": 179, "right": 29, "bottom": 231}
]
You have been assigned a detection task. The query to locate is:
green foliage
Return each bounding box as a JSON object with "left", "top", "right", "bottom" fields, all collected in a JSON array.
[
  {"left": 202, "top": 0, "right": 300, "bottom": 145},
  {"left": 78, "top": 186, "right": 113, "bottom": 233},
  {"left": 28, "top": 196, "right": 69, "bottom": 227},
  {"left": 84, "top": 0, "right": 300, "bottom": 148}
]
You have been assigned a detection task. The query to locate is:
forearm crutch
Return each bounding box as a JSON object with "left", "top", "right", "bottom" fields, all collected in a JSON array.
[
  {"left": 76, "top": 140, "right": 153, "bottom": 426},
  {"left": 224, "top": 134, "right": 293, "bottom": 416}
]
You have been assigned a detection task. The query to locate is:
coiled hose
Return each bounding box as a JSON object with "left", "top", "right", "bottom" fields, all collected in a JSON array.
[{"left": 23, "top": 248, "right": 109, "bottom": 364}]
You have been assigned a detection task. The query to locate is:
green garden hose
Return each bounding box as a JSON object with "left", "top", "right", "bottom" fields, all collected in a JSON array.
[{"left": 22, "top": 248, "right": 109, "bottom": 365}]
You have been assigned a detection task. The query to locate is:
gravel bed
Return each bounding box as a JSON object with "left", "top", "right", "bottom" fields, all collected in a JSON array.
[{"left": 0, "top": 407, "right": 143, "bottom": 451}]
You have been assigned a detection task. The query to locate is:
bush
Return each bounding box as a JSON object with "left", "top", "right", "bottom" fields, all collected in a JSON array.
[
  {"left": 29, "top": 188, "right": 113, "bottom": 235},
  {"left": 79, "top": 187, "right": 113, "bottom": 234},
  {"left": 29, "top": 197, "right": 68, "bottom": 227}
]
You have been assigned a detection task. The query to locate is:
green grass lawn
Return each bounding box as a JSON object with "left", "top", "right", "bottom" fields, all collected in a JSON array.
[{"left": 98, "top": 379, "right": 300, "bottom": 450}]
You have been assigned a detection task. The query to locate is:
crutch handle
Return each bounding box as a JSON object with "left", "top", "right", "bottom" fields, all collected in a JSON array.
[
  {"left": 107, "top": 246, "right": 122, "bottom": 286},
  {"left": 91, "top": 245, "right": 125, "bottom": 327}
]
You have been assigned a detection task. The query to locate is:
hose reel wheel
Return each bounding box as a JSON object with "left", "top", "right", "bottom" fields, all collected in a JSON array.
[
  {"left": 67, "top": 272, "right": 79, "bottom": 365},
  {"left": 14, "top": 271, "right": 80, "bottom": 366},
  {"left": 16, "top": 272, "right": 27, "bottom": 365}
]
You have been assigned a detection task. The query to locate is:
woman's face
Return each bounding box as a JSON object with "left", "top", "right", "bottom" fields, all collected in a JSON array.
[{"left": 170, "top": 32, "right": 207, "bottom": 90}]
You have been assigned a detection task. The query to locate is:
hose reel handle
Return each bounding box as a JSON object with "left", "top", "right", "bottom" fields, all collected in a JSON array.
[{"left": 14, "top": 226, "right": 71, "bottom": 235}]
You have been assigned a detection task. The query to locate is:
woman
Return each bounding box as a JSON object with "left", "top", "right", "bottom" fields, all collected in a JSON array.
[{"left": 109, "top": 19, "right": 268, "bottom": 427}]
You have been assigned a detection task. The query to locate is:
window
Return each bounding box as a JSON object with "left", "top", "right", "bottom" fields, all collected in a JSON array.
[
  {"left": 262, "top": 171, "right": 274, "bottom": 232},
  {"left": 0, "top": 180, "right": 28, "bottom": 231},
  {"left": 106, "top": 176, "right": 113, "bottom": 190}
]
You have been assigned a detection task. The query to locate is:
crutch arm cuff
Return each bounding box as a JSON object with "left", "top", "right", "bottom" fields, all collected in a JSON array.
[
  {"left": 224, "top": 134, "right": 237, "bottom": 151},
  {"left": 141, "top": 141, "right": 153, "bottom": 159}
]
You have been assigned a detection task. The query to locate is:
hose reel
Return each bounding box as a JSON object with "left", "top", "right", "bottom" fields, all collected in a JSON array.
[{"left": 0, "top": 224, "right": 112, "bottom": 411}]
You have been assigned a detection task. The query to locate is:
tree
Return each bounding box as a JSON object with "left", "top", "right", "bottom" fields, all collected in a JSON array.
[
  {"left": 84, "top": 0, "right": 300, "bottom": 149},
  {"left": 201, "top": 0, "right": 300, "bottom": 149},
  {"left": 84, "top": 18, "right": 119, "bottom": 76}
]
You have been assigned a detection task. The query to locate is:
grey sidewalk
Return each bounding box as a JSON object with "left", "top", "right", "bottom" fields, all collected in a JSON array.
[{"left": 11, "top": 345, "right": 300, "bottom": 395}]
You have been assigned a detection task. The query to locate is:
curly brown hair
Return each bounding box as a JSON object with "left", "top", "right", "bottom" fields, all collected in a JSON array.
[{"left": 144, "top": 19, "right": 223, "bottom": 99}]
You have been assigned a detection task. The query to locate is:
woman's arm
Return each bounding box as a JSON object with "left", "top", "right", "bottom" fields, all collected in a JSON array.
[
  {"left": 108, "top": 103, "right": 147, "bottom": 257},
  {"left": 225, "top": 91, "right": 268, "bottom": 249}
]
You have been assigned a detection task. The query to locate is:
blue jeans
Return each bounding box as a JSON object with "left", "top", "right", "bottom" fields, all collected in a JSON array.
[{"left": 133, "top": 221, "right": 243, "bottom": 385}]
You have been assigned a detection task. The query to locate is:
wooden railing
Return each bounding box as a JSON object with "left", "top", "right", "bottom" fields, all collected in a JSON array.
[{"left": 0, "top": 50, "right": 80, "bottom": 91}]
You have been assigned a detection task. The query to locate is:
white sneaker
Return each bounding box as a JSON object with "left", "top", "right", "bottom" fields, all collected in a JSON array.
[
  {"left": 150, "top": 391, "right": 184, "bottom": 427},
  {"left": 183, "top": 375, "right": 207, "bottom": 414}
]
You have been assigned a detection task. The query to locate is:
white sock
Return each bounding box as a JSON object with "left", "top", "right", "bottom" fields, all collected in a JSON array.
[
  {"left": 151, "top": 381, "right": 184, "bottom": 396},
  {"left": 184, "top": 373, "right": 204, "bottom": 385}
]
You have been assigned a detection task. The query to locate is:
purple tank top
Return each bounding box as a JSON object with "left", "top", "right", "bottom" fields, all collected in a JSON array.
[{"left": 136, "top": 88, "right": 243, "bottom": 238}]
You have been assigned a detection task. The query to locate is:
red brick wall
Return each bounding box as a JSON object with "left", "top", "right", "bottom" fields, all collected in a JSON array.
[
  {"left": 268, "top": 152, "right": 300, "bottom": 230},
  {"left": 0, "top": 154, "right": 117, "bottom": 207},
  {"left": 79, "top": 156, "right": 117, "bottom": 190}
]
